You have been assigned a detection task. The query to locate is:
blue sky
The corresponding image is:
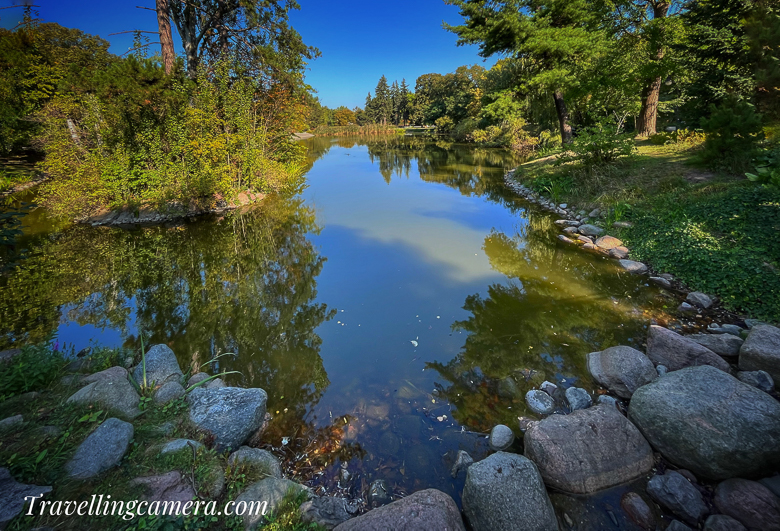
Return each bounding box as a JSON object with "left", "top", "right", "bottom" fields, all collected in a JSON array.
[{"left": 1, "top": 0, "right": 496, "bottom": 109}]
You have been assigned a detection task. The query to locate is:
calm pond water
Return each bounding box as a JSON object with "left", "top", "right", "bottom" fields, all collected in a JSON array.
[{"left": 1, "top": 135, "right": 668, "bottom": 504}]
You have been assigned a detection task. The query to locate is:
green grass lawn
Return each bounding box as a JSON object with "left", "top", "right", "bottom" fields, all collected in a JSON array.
[{"left": 511, "top": 141, "right": 780, "bottom": 322}]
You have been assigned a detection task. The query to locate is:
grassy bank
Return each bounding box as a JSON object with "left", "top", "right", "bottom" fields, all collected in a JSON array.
[{"left": 510, "top": 140, "right": 780, "bottom": 322}]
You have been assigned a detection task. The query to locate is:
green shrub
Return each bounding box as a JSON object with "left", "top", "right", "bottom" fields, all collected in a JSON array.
[
  {"left": 746, "top": 144, "right": 780, "bottom": 186},
  {"left": 452, "top": 118, "right": 478, "bottom": 142},
  {"left": 35, "top": 57, "right": 306, "bottom": 219},
  {"left": 559, "top": 119, "right": 636, "bottom": 168},
  {"left": 0, "top": 341, "right": 66, "bottom": 399},
  {"left": 702, "top": 97, "right": 764, "bottom": 173}
]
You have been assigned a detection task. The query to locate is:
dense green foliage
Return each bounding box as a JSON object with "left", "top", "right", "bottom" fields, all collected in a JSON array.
[
  {"left": 303, "top": 0, "right": 779, "bottom": 169},
  {"left": 624, "top": 183, "right": 780, "bottom": 320},
  {"left": 0, "top": 6, "right": 314, "bottom": 218},
  {"left": 0, "top": 340, "right": 66, "bottom": 399}
]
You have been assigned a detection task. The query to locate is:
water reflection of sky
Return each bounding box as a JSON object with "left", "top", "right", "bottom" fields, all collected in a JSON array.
[{"left": 303, "top": 143, "right": 516, "bottom": 284}]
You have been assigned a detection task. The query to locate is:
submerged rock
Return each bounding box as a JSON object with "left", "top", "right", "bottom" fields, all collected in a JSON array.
[
  {"left": 300, "top": 497, "right": 353, "bottom": 530},
  {"left": 739, "top": 324, "right": 780, "bottom": 381},
  {"left": 334, "top": 489, "right": 464, "bottom": 531},
  {"left": 524, "top": 404, "right": 653, "bottom": 494},
  {"left": 587, "top": 345, "right": 657, "bottom": 399},
  {"left": 646, "top": 471, "right": 709, "bottom": 525},
  {"left": 620, "top": 492, "right": 656, "bottom": 530},
  {"left": 187, "top": 386, "right": 267, "bottom": 451},
  {"left": 368, "top": 479, "right": 392, "bottom": 508},
  {"left": 525, "top": 389, "right": 555, "bottom": 416},
  {"left": 628, "top": 365, "right": 780, "bottom": 479},
  {"left": 646, "top": 325, "right": 730, "bottom": 372},
  {"left": 65, "top": 418, "right": 133, "bottom": 479},
  {"left": 462, "top": 452, "right": 557, "bottom": 531},
  {"left": 451, "top": 450, "right": 474, "bottom": 478}
]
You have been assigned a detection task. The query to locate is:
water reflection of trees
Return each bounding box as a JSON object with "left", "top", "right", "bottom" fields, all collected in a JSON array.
[
  {"left": 0, "top": 196, "right": 334, "bottom": 414},
  {"left": 302, "top": 135, "right": 526, "bottom": 209},
  {"left": 427, "top": 219, "right": 655, "bottom": 431}
]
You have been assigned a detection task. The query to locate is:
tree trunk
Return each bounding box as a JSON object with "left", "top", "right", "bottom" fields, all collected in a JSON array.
[
  {"left": 553, "top": 89, "right": 573, "bottom": 145},
  {"left": 156, "top": 0, "right": 175, "bottom": 75},
  {"left": 637, "top": 1, "right": 670, "bottom": 137},
  {"left": 637, "top": 77, "right": 662, "bottom": 136}
]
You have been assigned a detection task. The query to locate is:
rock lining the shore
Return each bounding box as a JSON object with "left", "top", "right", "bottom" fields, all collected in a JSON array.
[
  {"left": 629, "top": 365, "right": 780, "bottom": 479},
  {"left": 524, "top": 404, "right": 654, "bottom": 494}
]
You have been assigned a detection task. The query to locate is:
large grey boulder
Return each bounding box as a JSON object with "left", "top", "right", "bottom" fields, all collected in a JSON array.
[
  {"left": 646, "top": 471, "right": 709, "bottom": 525},
  {"left": 235, "top": 478, "right": 310, "bottom": 530},
  {"left": 629, "top": 365, "right": 780, "bottom": 479},
  {"left": 646, "top": 325, "right": 730, "bottom": 372},
  {"left": 67, "top": 378, "right": 141, "bottom": 420},
  {"left": 587, "top": 346, "right": 657, "bottom": 398},
  {"left": 81, "top": 366, "right": 129, "bottom": 385},
  {"left": 300, "top": 497, "right": 353, "bottom": 530},
  {"left": 739, "top": 324, "right": 780, "bottom": 381},
  {"left": 227, "top": 446, "right": 282, "bottom": 479},
  {"left": 187, "top": 387, "right": 267, "bottom": 451},
  {"left": 65, "top": 418, "right": 134, "bottom": 479},
  {"left": 0, "top": 468, "right": 52, "bottom": 530},
  {"left": 524, "top": 404, "right": 653, "bottom": 494},
  {"left": 131, "top": 344, "right": 183, "bottom": 386},
  {"left": 686, "top": 333, "right": 743, "bottom": 357},
  {"left": 462, "top": 452, "right": 558, "bottom": 531},
  {"left": 713, "top": 478, "right": 780, "bottom": 531},
  {"left": 334, "top": 489, "right": 464, "bottom": 531}
]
